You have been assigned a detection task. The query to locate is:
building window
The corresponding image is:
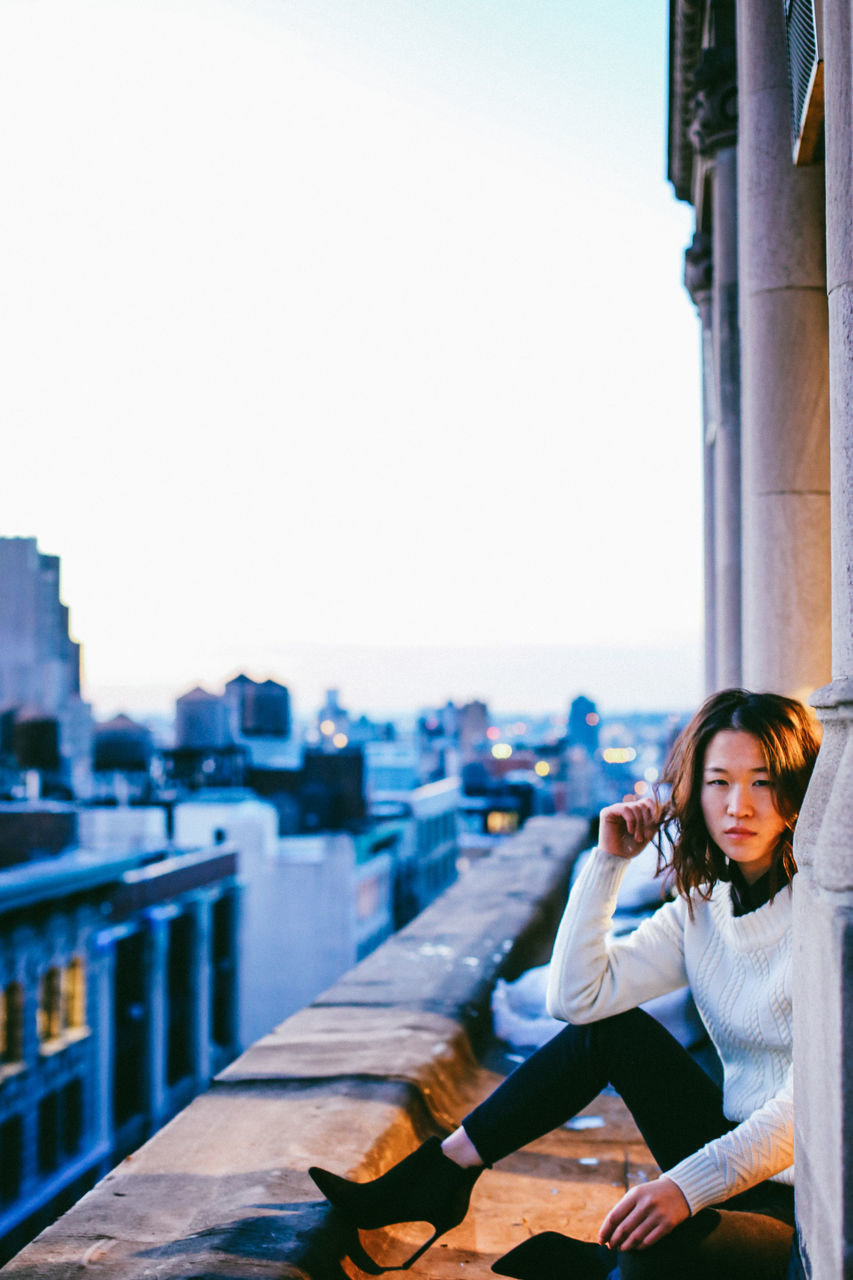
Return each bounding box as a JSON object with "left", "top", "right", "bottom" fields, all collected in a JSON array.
[
  {"left": 64, "top": 957, "right": 86, "bottom": 1030},
  {"left": 487, "top": 810, "right": 519, "bottom": 836},
  {"left": 37, "top": 967, "right": 63, "bottom": 1043},
  {"left": 211, "top": 895, "right": 235, "bottom": 1051},
  {"left": 36, "top": 1079, "right": 84, "bottom": 1175},
  {"left": 61, "top": 1077, "right": 84, "bottom": 1158},
  {"left": 167, "top": 915, "right": 194, "bottom": 1087},
  {"left": 1, "top": 982, "right": 24, "bottom": 1064},
  {"left": 0, "top": 1115, "right": 23, "bottom": 1204},
  {"left": 37, "top": 1090, "right": 60, "bottom": 1174},
  {"left": 113, "top": 931, "right": 146, "bottom": 1131}
]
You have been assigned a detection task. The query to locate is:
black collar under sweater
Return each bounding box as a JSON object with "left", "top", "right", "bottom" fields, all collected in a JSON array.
[{"left": 727, "top": 861, "right": 791, "bottom": 916}]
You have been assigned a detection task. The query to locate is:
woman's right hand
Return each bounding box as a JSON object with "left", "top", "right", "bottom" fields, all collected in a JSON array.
[{"left": 599, "top": 796, "right": 660, "bottom": 860}]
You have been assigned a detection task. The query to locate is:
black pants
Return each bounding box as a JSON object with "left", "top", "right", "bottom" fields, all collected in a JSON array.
[{"left": 462, "top": 1008, "right": 794, "bottom": 1279}]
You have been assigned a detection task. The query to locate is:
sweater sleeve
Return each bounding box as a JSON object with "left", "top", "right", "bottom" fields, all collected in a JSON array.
[
  {"left": 664, "top": 1067, "right": 794, "bottom": 1212},
  {"left": 546, "top": 847, "right": 690, "bottom": 1023}
]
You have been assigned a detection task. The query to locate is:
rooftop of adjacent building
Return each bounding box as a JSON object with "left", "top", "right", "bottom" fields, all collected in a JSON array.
[{"left": 0, "top": 803, "right": 237, "bottom": 911}]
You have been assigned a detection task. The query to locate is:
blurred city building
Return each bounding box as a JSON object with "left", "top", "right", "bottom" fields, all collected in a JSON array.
[
  {"left": 171, "top": 788, "right": 388, "bottom": 1038},
  {"left": 0, "top": 805, "right": 239, "bottom": 1265},
  {"left": 315, "top": 687, "right": 350, "bottom": 748},
  {"left": 155, "top": 683, "right": 462, "bottom": 1043},
  {"left": 367, "top": 776, "right": 461, "bottom": 928},
  {"left": 166, "top": 686, "right": 247, "bottom": 789},
  {"left": 0, "top": 538, "right": 93, "bottom": 799},
  {"left": 567, "top": 694, "right": 600, "bottom": 755},
  {"left": 225, "top": 674, "right": 291, "bottom": 741},
  {"left": 91, "top": 714, "right": 154, "bottom": 804}
]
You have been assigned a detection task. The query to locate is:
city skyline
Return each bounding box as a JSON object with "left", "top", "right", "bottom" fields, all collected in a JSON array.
[
  {"left": 1, "top": 0, "right": 703, "bottom": 718},
  {"left": 91, "top": 638, "right": 702, "bottom": 723}
]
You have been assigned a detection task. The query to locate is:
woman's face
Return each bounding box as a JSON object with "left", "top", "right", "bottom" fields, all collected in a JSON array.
[{"left": 700, "top": 729, "right": 788, "bottom": 884}]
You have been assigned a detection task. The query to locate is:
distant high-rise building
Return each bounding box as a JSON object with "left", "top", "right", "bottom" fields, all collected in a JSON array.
[
  {"left": 458, "top": 700, "right": 489, "bottom": 756},
  {"left": 0, "top": 538, "right": 92, "bottom": 794},
  {"left": 0, "top": 539, "right": 81, "bottom": 712},
  {"left": 568, "top": 694, "right": 600, "bottom": 755},
  {"left": 316, "top": 688, "right": 351, "bottom": 751}
]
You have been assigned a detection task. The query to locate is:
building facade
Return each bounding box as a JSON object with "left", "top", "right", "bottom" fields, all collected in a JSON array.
[
  {"left": 0, "top": 812, "right": 240, "bottom": 1264},
  {"left": 668, "top": 1, "right": 853, "bottom": 1273}
]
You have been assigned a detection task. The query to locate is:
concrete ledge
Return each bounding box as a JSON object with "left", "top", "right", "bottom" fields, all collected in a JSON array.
[{"left": 0, "top": 816, "right": 589, "bottom": 1279}]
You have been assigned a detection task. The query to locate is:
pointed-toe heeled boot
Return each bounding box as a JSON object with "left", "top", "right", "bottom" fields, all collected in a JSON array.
[
  {"left": 492, "top": 1231, "right": 613, "bottom": 1280},
  {"left": 309, "top": 1137, "right": 482, "bottom": 1267}
]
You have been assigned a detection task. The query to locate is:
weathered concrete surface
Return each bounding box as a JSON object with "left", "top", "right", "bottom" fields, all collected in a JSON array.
[
  {"left": 0, "top": 816, "right": 651, "bottom": 1280},
  {"left": 219, "top": 1007, "right": 482, "bottom": 1134},
  {"left": 0, "top": 1070, "right": 652, "bottom": 1280}
]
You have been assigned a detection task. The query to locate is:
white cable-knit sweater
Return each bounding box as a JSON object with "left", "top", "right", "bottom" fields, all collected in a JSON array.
[{"left": 546, "top": 847, "right": 794, "bottom": 1215}]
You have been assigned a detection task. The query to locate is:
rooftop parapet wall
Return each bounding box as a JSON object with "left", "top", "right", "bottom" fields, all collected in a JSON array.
[{"left": 0, "top": 815, "right": 590, "bottom": 1280}]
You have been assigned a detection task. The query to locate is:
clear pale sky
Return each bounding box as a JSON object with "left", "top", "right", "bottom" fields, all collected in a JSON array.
[{"left": 1, "top": 0, "right": 703, "bottom": 719}]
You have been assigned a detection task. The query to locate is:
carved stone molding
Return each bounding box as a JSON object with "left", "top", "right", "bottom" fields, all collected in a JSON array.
[
  {"left": 668, "top": 0, "right": 706, "bottom": 201},
  {"left": 798, "top": 678, "right": 853, "bottom": 893},
  {"left": 683, "top": 230, "right": 713, "bottom": 306},
  {"left": 688, "top": 45, "right": 738, "bottom": 157}
]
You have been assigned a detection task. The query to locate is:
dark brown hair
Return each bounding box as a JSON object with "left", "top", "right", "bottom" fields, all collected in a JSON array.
[{"left": 657, "top": 688, "right": 822, "bottom": 902}]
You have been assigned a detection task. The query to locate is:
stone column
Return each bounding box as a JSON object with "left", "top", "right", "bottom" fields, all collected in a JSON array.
[
  {"left": 736, "top": 0, "right": 831, "bottom": 702},
  {"left": 792, "top": 2, "right": 853, "bottom": 1276},
  {"left": 690, "top": 40, "right": 743, "bottom": 688},
  {"left": 684, "top": 231, "right": 717, "bottom": 692},
  {"left": 712, "top": 144, "right": 743, "bottom": 688}
]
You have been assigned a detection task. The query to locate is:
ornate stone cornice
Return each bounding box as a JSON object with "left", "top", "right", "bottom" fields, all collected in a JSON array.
[
  {"left": 668, "top": 0, "right": 705, "bottom": 202},
  {"left": 688, "top": 45, "right": 738, "bottom": 157}
]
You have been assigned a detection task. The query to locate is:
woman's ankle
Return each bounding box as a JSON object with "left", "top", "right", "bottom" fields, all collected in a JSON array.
[{"left": 441, "top": 1127, "right": 484, "bottom": 1169}]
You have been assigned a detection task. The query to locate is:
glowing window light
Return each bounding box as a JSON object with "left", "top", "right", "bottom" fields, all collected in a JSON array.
[
  {"left": 491, "top": 743, "right": 513, "bottom": 759},
  {"left": 602, "top": 747, "right": 637, "bottom": 764},
  {"left": 585, "top": 712, "right": 600, "bottom": 726},
  {"left": 320, "top": 719, "right": 335, "bottom": 735},
  {"left": 534, "top": 761, "right": 550, "bottom": 777},
  {"left": 487, "top": 811, "right": 519, "bottom": 835},
  {"left": 332, "top": 733, "right": 349, "bottom": 749}
]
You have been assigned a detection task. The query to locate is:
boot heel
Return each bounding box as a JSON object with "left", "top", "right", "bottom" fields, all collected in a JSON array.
[{"left": 309, "top": 1136, "right": 482, "bottom": 1255}]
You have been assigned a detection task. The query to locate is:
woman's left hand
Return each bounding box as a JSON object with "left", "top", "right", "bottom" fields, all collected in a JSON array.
[{"left": 598, "top": 1176, "right": 690, "bottom": 1251}]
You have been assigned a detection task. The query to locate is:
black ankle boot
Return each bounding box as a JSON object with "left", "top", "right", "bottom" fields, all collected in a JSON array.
[
  {"left": 492, "top": 1231, "right": 613, "bottom": 1279},
  {"left": 309, "top": 1137, "right": 482, "bottom": 1267}
]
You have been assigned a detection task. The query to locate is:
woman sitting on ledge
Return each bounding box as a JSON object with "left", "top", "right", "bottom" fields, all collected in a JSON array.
[{"left": 310, "top": 688, "right": 820, "bottom": 1279}]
